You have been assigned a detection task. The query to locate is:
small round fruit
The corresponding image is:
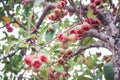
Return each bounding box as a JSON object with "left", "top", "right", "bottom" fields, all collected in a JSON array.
[
  {"left": 7, "top": 26, "right": 13, "bottom": 32},
  {"left": 65, "top": 48, "right": 72, "bottom": 56},
  {"left": 59, "top": 48, "right": 66, "bottom": 54},
  {"left": 40, "top": 54, "right": 47, "bottom": 62},
  {"left": 92, "top": 9, "right": 98, "bottom": 15},
  {"left": 32, "top": 67, "right": 40, "bottom": 73},
  {"left": 81, "top": 22, "right": 91, "bottom": 31},
  {"left": 54, "top": 8, "right": 61, "bottom": 16},
  {"left": 57, "top": 33, "right": 68, "bottom": 42},
  {"left": 48, "top": 25, "right": 54, "bottom": 32},
  {"left": 59, "top": 41, "right": 68, "bottom": 49},
  {"left": 24, "top": 55, "right": 34, "bottom": 66},
  {"left": 90, "top": 0, "right": 94, "bottom": 3},
  {"left": 69, "top": 28, "right": 77, "bottom": 34},
  {"left": 31, "top": 58, "right": 42, "bottom": 68},
  {"left": 77, "top": 26, "right": 84, "bottom": 35},
  {"left": 94, "top": 0, "right": 101, "bottom": 6},
  {"left": 61, "top": 9, "right": 68, "bottom": 16},
  {"left": 56, "top": 1, "right": 65, "bottom": 9},
  {"left": 68, "top": 34, "right": 78, "bottom": 42},
  {"left": 89, "top": 3, "right": 96, "bottom": 9},
  {"left": 48, "top": 13, "right": 56, "bottom": 21}
]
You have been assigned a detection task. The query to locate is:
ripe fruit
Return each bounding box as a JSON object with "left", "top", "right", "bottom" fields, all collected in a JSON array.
[
  {"left": 65, "top": 48, "right": 72, "bottom": 56},
  {"left": 5, "top": 23, "right": 10, "bottom": 28},
  {"left": 61, "top": 9, "right": 68, "bottom": 16},
  {"left": 56, "top": 1, "right": 65, "bottom": 9},
  {"left": 48, "top": 25, "right": 54, "bottom": 32},
  {"left": 90, "top": 0, "right": 94, "bottom": 3},
  {"left": 48, "top": 13, "right": 56, "bottom": 21},
  {"left": 77, "top": 26, "right": 84, "bottom": 35},
  {"left": 94, "top": 0, "right": 101, "bottom": 6},
  {"left": 68, "top": 34, "right": 78, "bottom": 42},
  {"left": 61, "top": 72, "right": 69, "bottom": 77},
  {"left": 31, "top": 14, "right": 35, "bottom": 19},
  {"left": 40, "top": 54, "right": 47, "bottom": 62},
  {"left": 31, "top": 38, "right": 37, "bottom": 43},
  {"left": 94, "top": 18, "right": 101, "bottom": 24},
  {"left": 81, "top": 58, "right": 86, "bottom": 64},
  {"left": 54, "top": 8, "right": 61, "bottom": 16},
  {"left": 58, "top": 59, "right": 65, "bottom": 65},
  {"left": 7, "top": 26, "right": 13, "bottom": 32},
  {"left": 98, "top": 5, "right": 104, "bottom": 9},
  {"left": 57, "top": 33, "right": 68, "bottom": 42},
  {"left": 59, "top": 41, "right": 68, "bottom": 49},
  {"left": 54, "top": 72, "right": 60, "bottom": 78},
  {"left": 59, "top": 48, "right": 66, "bottom": 54},
  {"left": 69, "top": 28, "right": 77, "bottom": 34},
  {"left": 81, "top": 22, "right": 91, "bottom": 31},
  {"left": 24, "top": 55, "right": 34, "bottom": 66},
  {"left": 61, "top": 0, "right": 67, "bottom": 4},
  {"left": 32, "top": 67, "right": 40, "bottom": 73},
  {"left": 31, "top": 58, "right": 42, "bottom": 68},
  {"left": 89, "top": 3, "right": 96, "bottom": 9},
  {"left": 92, "top": 9, "right": 98, "bottom": 15}
]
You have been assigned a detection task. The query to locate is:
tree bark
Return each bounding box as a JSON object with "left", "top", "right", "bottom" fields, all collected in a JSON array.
[
  {"left": 97, "top": 9, "right": 120, "bottom": 80},
  {"left": 113, "top": 43, "right": 120, "bottom": 80}
]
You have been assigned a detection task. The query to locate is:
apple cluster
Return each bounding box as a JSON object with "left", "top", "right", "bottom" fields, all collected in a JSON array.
[
  {"left": 5, "top": 23, "right": 13, "bottom": 32},
  {"left": 89, "top": 0, "right": 102, "bottom": 15},
  {"left": 48, "top": 67, "right": 69, "bottom": 80},
  {"left": 48, "top": 0, "right": 68, "bottom": 21},
  {"left": 24, "top": 53, "right": 48, "bottom": 73},
  {"left": 84, "top": 17, "right": 101, "bottom": 30},
  {"left": 57, "top": 21, "right": 91, "bottom": 64}
]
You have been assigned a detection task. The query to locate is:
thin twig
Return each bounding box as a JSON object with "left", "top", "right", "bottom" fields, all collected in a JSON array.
[
  {"left": 32, "top": 3, "right": 76, "bottom": 33},
  {"left": 68, "top": 0, "right": 83, "bottom": 23},
  {"left": 0, "top": 51, "right": 17, "bottom": 61},
  {"left": 1, "top": 0, "right": 28, "bottom": 31}
]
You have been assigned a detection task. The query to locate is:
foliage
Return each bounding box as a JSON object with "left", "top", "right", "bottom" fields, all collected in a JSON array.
[{"left": 0, "top": 0, "right": 119, "bottom": 80}]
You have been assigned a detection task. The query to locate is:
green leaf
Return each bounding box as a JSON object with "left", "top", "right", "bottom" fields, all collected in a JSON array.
[
  {"left": 78, "top": 75, "right": 93, "bottom": 80},
  {"left": 104, "top": 61, "right": 114, "bottom": 80},
  {"left": 5, "top": 41, "right": 15, "bottom": 53},
  {"left": 39, "top": 24, "right": 48, "bottom": 35},
  {"left": 45, "top": 30, "right": 55, "bottom": 42},
  {"left": 93, "top": 72, "right": 103, "bottom": 80},
  {"left": 43, "top": 48, "right": 50, "bottom": 55},
  {"left": 55, "top": 65, "right": 64, "bottom": 73},
  {"left": 50, "top": 43, "right": 59, "bottom": 52},
  {"left": 39, "top": 64, "right": 48, "bottom": 80},
  {"left": 52, "top": 22, "right": 59, "bottom": 30},
  {"left": 18, "top": 43, "right": 29, "bottom": 48},
  {"left": 85, "top": 57, "right": 95, "bottom": 69},
  {"left": 45, "top": 22, "right": 59, "bottom": 42},
  {"left": 34, "top": 0, "right": 44, "bottom": 7},
  {"left": 82, "top": 37, "right": 95, "bottom": 46},
  {"left": 82, "top": 70, "right": 92, "bottom": 76},
  {"left": 87, "top": 8, "right": 93, "bottom": 18},
  {"left": 16, "top": 5, "right": 20, "bottom": 14}
]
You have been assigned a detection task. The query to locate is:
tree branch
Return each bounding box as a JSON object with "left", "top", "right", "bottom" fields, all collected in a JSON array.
[
  {"left": 0, "top": 51, "right": 17, "bottom": 61},
  {"left": 68, "top": 0, "right": 82, "bottom": 22},
  {"left": 32, "top": 3, "right": 75, "bottom": 33},
  {"left": 71, "top": 42, "right": 111, "bottom": 57},
  {"left": 1, "top": 0, "right": 28, "bottom": 31}
]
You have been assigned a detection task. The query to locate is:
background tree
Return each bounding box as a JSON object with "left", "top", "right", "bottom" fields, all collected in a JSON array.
[{"left": 0, "top": 0, "right": 120, "bottom": 80}]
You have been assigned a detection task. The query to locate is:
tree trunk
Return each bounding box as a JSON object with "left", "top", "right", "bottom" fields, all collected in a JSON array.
[
  {"left": 113, "top": 40, "right": 120, "bottom": 80},
  {"left": 97, "top": 9, "right": 120, "bottom": 80}
]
